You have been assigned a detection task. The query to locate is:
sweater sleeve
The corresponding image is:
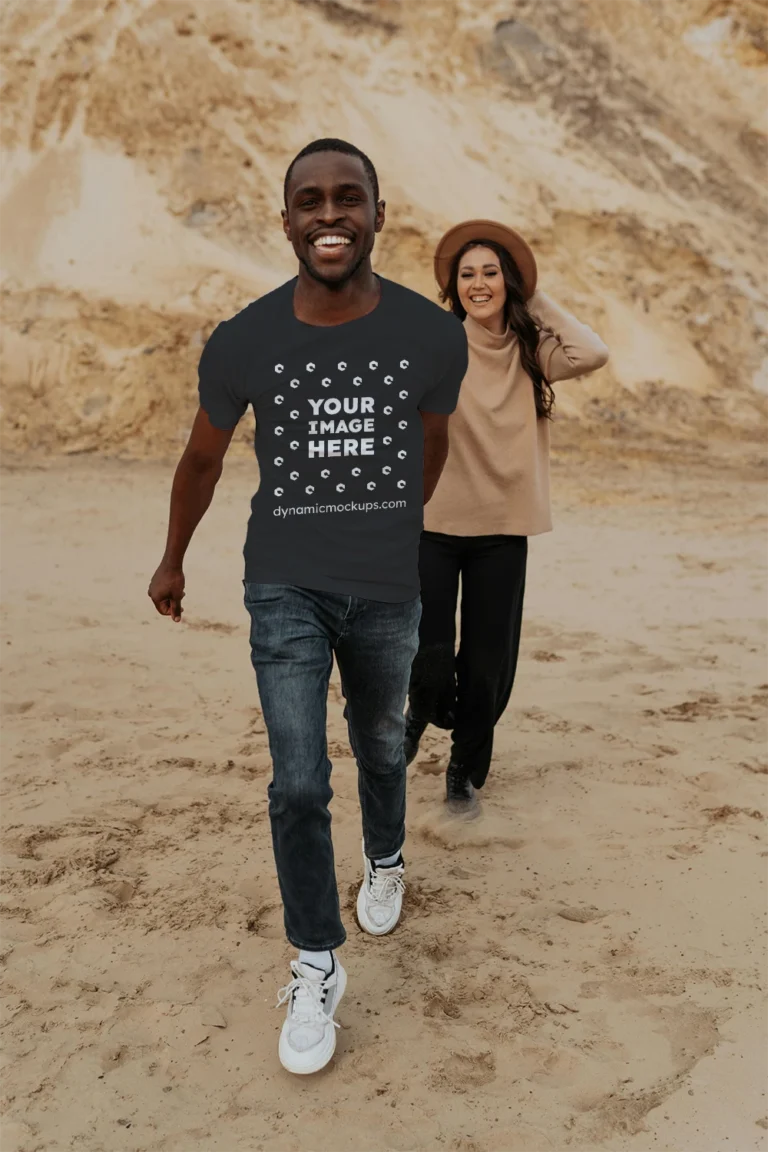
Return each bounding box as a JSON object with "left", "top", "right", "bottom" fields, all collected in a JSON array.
[{"left": 529, "top": 291, "right": 609, "bottom": 383}]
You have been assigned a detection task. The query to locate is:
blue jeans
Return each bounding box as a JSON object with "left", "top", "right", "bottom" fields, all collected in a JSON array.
[{"left": 244, "top": 583, "right": 421, "bottom": 951}]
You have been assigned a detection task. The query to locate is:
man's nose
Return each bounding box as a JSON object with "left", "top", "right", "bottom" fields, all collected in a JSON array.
[{"left": 317, "top": 196, "right": 344, "bottom": 223}]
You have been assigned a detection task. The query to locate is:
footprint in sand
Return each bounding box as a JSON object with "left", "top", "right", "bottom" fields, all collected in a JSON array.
[
  {"left": 415, "top": 932, "right": 456, "bottom": 961},
  {"left": 430, "top": 1048, "right": 496, "bottom": 1092},
  {"left": 402, "top": 878, "right": 451, "bottom": 917},
  {"left": 424, "top": 987, "right": 462, "bottom": 1019}
]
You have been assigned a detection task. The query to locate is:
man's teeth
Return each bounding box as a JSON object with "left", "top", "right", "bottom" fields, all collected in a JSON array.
[{"left": 313, "top": 236, "right": 352, "bottom": 247}]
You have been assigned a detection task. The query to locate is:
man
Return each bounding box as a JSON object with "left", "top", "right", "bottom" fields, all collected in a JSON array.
[{"left": 148, "top": 139, "right": 467, "bottom": 1075}]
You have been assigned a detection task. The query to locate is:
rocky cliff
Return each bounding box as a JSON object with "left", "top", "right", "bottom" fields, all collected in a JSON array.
[{"left": 1, "top": 0, "right": 765, "bottom": 456}]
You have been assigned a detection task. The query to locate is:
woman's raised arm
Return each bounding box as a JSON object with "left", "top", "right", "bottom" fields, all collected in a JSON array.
[{"left": 531, "top": 291, "right": 609, "bottom": 383}]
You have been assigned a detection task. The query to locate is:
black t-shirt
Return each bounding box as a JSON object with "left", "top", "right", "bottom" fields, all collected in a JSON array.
[{"left": 198, "top": 276, "right": 468, "bottom": 602}]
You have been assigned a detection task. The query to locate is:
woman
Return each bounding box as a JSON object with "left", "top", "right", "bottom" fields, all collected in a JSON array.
[{"left": 406, "top": 219, "right": 609, "bottom": 813}]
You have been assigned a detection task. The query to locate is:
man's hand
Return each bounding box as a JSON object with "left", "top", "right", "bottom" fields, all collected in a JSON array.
[{"left": 148, "top": 561, "right": 185, "bottom": 622}]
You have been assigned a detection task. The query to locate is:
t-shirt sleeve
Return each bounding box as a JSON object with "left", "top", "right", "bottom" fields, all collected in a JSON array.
[
  {"left": 419, "top": 314, "right": 468, "bottom": 414},
  {"left": 198, "top": 321, "right": 247, "bottom": 430}
]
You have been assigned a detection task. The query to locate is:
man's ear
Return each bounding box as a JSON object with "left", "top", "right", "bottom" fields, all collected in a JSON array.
[
  {"left": 281, "top": 208, "right": 291, "bottom": 241},
  {"left": 375, "top": 199, "right": 386, "bottom": 234}
]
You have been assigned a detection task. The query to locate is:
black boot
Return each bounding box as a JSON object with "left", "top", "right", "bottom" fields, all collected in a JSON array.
[
  {"left": 403, "top": 710, "right": 428, "bottom": 766},
  {"left": 446, "top": 761, "right": 479, "bottom": 816}
]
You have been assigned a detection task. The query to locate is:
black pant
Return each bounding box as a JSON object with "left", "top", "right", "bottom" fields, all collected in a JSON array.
[{"left": 408, "top": 532, "right": 527, "bottom": 788}]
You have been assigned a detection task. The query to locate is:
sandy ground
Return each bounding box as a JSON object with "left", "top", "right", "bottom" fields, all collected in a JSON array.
[{"left": 1, "top": 449, "right": 767, "bottom": 1152}]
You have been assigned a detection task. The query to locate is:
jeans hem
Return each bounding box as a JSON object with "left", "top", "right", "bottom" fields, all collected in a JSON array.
[
  {"left": 287, "top": 932, "right": 347, "bottom": 951},
  {"left": 365, "top": 840, "right": 405, "bottom": 861}
]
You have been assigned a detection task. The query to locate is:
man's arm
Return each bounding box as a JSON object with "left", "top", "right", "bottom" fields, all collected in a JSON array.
[
  {"left": 421, "top": 411, "right": 450, "bottom": 505},
  {"left": 148, "top": 407, "right": 235, "bottom": 621}
]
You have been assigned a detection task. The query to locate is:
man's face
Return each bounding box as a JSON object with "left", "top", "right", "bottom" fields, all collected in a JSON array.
[{"left": 282, "top": 152, "right": 385, "bottom": 286}]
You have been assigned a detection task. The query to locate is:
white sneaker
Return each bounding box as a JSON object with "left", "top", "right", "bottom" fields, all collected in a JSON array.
[
  {"left": 356, "top": 844, "right": 405, "bottom": 936},
  {"left": 276, "top": 957, "right": 347, "bottom": 1075}
]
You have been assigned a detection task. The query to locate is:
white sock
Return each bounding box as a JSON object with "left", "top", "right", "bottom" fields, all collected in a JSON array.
[
  {"left": 298, "top": 949, "right": 333, "bottom": 975},
  {"left": 373, "top": 850, "right": 401, "bottom": 869}
]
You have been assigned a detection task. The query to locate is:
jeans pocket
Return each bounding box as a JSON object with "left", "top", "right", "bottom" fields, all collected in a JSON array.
[{"left": 243, "top": 581, "right": 290, "bottom": 609}]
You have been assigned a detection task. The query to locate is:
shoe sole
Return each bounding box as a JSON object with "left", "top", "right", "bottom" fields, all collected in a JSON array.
[
  {"left": 356, "top": 882, "right": 402, "bottom": 936},
  {"left": 278, "top": 965, "right": 347, "bottom": 1075}
]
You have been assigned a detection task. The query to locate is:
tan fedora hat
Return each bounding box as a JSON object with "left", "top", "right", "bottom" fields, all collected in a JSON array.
[{"left": 434, "top": 219, "right": 538, "bottom": 301}]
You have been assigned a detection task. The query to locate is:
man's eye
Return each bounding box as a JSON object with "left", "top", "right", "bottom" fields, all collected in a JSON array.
[{"left": 342, "top": 196, "right": 361, "bottom": 205}]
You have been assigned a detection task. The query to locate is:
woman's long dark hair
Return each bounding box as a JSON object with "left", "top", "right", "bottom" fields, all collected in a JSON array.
[{"left": 442, "top": 239, "right": 555, "bottom": 419}]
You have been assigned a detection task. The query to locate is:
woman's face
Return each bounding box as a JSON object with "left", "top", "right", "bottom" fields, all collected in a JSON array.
[{"left": 456, "top": 245, "right": 507, "bottom": 330}]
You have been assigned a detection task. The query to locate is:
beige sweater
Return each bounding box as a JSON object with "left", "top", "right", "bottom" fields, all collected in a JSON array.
[{"left": 424, "top": 292, "right": 609, "bottom": 537}]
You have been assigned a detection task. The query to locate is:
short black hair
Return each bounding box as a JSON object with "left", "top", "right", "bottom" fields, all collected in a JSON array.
[{"left": 283, "top": 138, "right": 379, "bottom": 206}]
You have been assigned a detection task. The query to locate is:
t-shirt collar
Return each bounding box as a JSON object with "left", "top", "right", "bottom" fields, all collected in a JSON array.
[{"left": 290, "top": 275, "right": 388, "bottom": 331}]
